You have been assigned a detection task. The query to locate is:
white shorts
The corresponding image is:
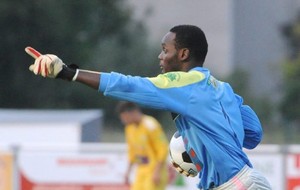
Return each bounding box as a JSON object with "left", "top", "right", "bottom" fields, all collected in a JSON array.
[{"left": 209, "top": 165, "right": 272, "bottom": 190}]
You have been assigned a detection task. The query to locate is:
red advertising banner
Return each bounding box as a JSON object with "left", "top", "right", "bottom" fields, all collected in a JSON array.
[
  {"left": 287, "top": 154, "right": 300, "bottom": 190},
  {"left": 21, "top": 172, "right": 129, "bottom": 190}
]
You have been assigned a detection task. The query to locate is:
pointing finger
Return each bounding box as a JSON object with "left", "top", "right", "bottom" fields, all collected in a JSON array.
[{"left": 25, "top": 46, "right": 41, "bottom": 59}]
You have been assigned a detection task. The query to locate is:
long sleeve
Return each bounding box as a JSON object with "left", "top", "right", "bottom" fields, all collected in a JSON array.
[
  {"left": 235, "top": 94, "right": 263, "bottom": 149},
  {"left": 241, "top": 105, "right": 263, "bottom": 149}
]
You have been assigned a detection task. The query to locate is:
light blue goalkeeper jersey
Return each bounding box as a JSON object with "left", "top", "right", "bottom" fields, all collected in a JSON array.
[{"left": 99, "top": 67, "right": 260, "bottom": 189}]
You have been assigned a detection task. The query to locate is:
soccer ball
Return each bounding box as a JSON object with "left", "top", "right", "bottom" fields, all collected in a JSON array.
[{"left": 169, "top": 131, "right": 198, "bottom": 177}]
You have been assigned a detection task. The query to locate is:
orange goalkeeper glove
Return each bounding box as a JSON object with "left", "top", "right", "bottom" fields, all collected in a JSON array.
[{"left": 25, "top": 47, "right": 78, "bottom": 81}]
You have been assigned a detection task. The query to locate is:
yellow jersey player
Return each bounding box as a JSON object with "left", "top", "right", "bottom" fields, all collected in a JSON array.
[{"left": 116, "top": 101, "right": 169, "bottom": 190}]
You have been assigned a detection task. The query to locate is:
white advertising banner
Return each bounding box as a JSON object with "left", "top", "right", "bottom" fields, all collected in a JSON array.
[
  {"left": 247, "top": 153, "right": 284, "bottom": 190},
  {"left": 16, "top": 144, "right": 300, "bottom": 190},
  {"left": 18, "top": 146, "right": 129, "bottom": 190}
]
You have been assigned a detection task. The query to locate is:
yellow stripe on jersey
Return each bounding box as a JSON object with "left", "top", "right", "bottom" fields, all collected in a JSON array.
[{"left": 148, "top": 71, "right": 205, "bottom": 89}]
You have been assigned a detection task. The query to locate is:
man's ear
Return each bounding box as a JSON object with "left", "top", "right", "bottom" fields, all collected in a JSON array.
[{"left": 179, "top": 48, "right": 190, "bottom": 62}]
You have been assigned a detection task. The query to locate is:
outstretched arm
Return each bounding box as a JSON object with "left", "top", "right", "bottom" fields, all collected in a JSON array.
[{"left": 24, "top": 46, "right": 187, "bottom": 112}]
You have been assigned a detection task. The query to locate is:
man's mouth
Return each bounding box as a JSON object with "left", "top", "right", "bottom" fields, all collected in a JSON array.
[{"left": 159, "top": 64, "right": 163, "bottom": 70}]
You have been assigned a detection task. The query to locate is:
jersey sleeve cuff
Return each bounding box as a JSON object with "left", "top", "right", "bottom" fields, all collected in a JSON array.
[{"left": 99, "top": 72, "right": 111, "bottom": 92}]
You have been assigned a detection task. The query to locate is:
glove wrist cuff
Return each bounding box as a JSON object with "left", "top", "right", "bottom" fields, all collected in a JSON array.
[
  {"left": 56, "top": 64, "right": 78, "bottom": 81},
  {"left": 72, "top": 69, "right": 79, "bottom": 81}
]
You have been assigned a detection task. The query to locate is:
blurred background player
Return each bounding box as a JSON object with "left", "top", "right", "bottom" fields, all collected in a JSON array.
[{"left": 116, "top": 101, "right": 169, "bottom": 190}]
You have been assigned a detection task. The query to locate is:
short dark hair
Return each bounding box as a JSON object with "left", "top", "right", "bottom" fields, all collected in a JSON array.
[
  {"left": 170, "top": 25, "right": 208, "bottom": 65},
  {"left": 115, "top": 101, "right": 140, "bottom": 114}
]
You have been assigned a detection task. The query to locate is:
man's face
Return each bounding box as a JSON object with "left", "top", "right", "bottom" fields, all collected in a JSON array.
[
  {"left": 119, "top": 111, "right": 134, "bottom": 125},
  {"left": 119, "top": 110, "right": 139, "bottom": 126},
  {"left": 158, "top": 32, "right": 182, "bottom": 73}
]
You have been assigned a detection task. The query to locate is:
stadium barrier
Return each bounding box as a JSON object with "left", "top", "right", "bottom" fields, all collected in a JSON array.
[{"left": 0, "top": 144, "right": 300, "bottom": 190}]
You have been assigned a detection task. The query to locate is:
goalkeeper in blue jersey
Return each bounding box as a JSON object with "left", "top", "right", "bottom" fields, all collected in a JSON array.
[{"left": 25, "top": 25, "right": 272, "bottom": 190}]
